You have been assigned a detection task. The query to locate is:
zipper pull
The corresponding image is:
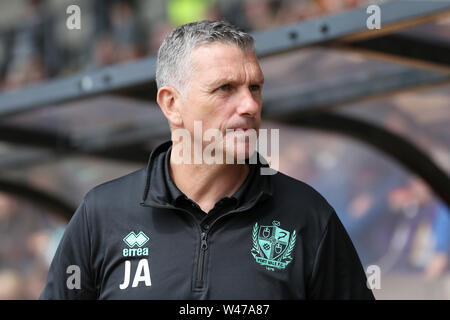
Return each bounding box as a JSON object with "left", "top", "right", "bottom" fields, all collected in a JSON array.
[{"left": 201, "top": 232, "right": 208, "bottom": 250}]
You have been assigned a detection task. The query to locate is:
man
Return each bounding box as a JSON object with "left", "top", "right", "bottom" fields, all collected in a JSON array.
[{"left": 40, "top": 20, "right": 374, "bottom": 299}]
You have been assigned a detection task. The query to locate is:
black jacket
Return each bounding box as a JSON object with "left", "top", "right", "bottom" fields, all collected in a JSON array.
[{"left": 40, "top": 140, "right": 375, "bottom": 300}]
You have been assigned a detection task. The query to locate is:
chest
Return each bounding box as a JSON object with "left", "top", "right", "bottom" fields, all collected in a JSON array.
[{"left": 94, "top": 214, "right": 306, "bottom": 299}]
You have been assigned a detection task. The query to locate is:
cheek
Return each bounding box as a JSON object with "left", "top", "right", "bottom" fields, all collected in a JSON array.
[
  {"left": 182, "top": 94, "right": 236, "bottom": 131},
  {"left": 180, "top": 106, "right": 215, "bottom": 133},
  {"left": 202, "top": 97, "right": 232, "bottom": 124},
  {"left": 179, "top": 96, "right": 205, "bottom": 121}
]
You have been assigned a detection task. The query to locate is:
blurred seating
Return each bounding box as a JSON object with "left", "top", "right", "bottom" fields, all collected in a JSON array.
[{"left": 0, "top": 0, "right": 371, "bottom": 91}]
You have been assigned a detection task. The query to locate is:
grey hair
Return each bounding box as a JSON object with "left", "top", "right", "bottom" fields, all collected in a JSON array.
[{"left": 156, "top": 20, "right": 255, "bottom": 92}]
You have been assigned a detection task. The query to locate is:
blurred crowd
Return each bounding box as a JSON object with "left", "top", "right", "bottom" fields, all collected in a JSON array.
[
  {"left": 277, "top": 117, "right": 450, "bottom": 293},
  {"left": 1, "top": 0, "right": 449, "bottom": 300},
  {"left": 0, "top": 192, "right": 65, "bottom": 299},
  {"left": 0, "top": 0, "right": 367, "bottom": 91}
]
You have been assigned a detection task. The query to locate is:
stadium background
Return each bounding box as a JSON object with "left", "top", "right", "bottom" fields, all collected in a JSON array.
[{"left": 0, "top": 0, "right": 449, "bottom": 299}]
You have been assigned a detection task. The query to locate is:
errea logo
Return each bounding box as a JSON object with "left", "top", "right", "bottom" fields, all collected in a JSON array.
[
  {"left": 122, "top": 231, "right": 149, "bottom": 257},
  {"left": 119, "top": 231, "right": 152, "bottom": 289},
  {"left": 123, "top": 231, "right": 149, "bottom": 247}
]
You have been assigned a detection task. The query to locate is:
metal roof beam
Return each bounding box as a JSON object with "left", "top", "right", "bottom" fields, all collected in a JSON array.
[
  {"left": 1, "top": 0, "right": 449, "bottom": 116},
  {"left": 0, "top": 66, "right": 448, "bottom": 169},
  {"left": 335, "top": 32, "right": 450, "bottom": 74}
]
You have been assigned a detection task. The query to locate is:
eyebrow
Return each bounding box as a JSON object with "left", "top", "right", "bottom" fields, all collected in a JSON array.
[{"left": 208, "top": 76, "right": 265, "bottom": 89}]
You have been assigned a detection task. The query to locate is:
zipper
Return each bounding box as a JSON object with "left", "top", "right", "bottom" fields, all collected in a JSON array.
[
  {"left": 196, "top": 231, "right": 208, "bottom": 286},
  {"left": 193, "top": 191, "right": 265, "bottom": 288},
  {"left": 141, "top": 190, "right": 266, "bottom": 290}
]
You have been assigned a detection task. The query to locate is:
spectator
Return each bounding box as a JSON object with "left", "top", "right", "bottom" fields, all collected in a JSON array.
[
  {"left": 243, "top": 0, "right": 282, "bottom": 30},
  {"left": 109, "top": 0, "right": 143, "bottom": 62},
  {"left": 3, "top": 0, "right": 48, "bottom": 90},
  {"left": 315, "top": 0, "right": 364, "bottom": 14},
  {"left": 425, "top": 204, "right": 450, "bottom": 280},
  {"left": 92, "top": 33, "right": 118, "bottom": 66},
  {"left": 147, "top": 20, "right": 173, "bottom": 55}
]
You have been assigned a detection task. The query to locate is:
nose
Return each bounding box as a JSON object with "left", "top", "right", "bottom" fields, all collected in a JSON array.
[{"left": 236, "top": 87, "right": 261, "bottom": 118}]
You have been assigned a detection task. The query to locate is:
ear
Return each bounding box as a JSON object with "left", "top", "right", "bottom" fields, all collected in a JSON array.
[{"left": 156, "top": 86, "right": 183, "bottom": 128}]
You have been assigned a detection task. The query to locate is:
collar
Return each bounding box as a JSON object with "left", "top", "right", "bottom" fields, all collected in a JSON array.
[{"left": 140, "top": 140, "right": 273, "bottom": 210}]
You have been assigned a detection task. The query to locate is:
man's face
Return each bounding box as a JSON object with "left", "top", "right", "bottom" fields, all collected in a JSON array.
[{"left": 176, "top": 43, "right": 264, "bottom": 161}]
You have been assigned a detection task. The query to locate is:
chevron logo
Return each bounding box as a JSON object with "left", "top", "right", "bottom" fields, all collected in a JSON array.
[{"left": 123, "top": 231, "right": 149, "bottom": 248}]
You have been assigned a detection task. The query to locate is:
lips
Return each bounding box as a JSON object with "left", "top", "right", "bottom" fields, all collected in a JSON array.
[{"left": 229, "top": 127, "right": 251, "bottom": 131}]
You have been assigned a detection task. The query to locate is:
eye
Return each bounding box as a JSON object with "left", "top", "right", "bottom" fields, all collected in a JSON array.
[
  {"left": 249, "top": 84, "right": 261, "bottom": 92},
  {"left": 218, "top": 84, "right": 232, "bottom": 92}
]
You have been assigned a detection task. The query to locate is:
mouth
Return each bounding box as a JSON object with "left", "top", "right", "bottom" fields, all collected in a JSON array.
[{"left": 229, "top": 127, "right": 251, "bottom": 131}]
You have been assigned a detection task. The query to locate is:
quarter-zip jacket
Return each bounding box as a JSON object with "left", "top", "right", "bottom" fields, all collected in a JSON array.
[{"left": 40, "top": 140, "right": 375, "bottom": 300}]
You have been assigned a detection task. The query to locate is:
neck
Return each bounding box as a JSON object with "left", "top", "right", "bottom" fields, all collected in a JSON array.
[{"left": 169, "top": 151, "right": 250, "bottom": 213}]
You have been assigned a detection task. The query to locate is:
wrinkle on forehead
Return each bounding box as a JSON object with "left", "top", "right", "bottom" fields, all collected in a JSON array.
[{"left": 188, "top": 43, "right": 264, "bottom": 89}]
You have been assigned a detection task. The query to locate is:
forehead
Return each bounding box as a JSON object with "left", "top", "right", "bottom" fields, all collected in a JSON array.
[{"left": 188, "top": 43, "right": 264, "bottom": 85}]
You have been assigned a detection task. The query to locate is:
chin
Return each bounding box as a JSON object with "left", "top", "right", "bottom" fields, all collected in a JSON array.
[
  {"left": 227, "top": 141, "right": 258, "bottom": 164},
  {"left": 221, "top": 130, "right": 259, "bottom": 163}
]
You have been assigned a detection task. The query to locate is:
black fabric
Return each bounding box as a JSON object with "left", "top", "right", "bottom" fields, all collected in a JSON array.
[
  {"left": 163, "top": 141, "right": 257, "bottom": 221},
  {"left": 40, "top": 140, "right": 375, "bottom": 300}
]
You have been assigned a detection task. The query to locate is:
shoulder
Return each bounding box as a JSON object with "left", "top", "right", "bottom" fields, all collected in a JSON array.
[
  {"left": 268, "top": 170, "right": 335, "bottom": 230},
  {"left": 83, "top": 167, "right": 147, "bottom": 212},
  {"left": 271, "top": 171, "right": 333, "bottom": 211}
]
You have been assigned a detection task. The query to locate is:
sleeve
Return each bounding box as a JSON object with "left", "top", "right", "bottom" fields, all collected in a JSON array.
[
  {"left": 307, "top": 210, "right": 375, "bottom": 300},
  {"left": 39, "top": 197, "right": 98, "bottom": 300}
]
